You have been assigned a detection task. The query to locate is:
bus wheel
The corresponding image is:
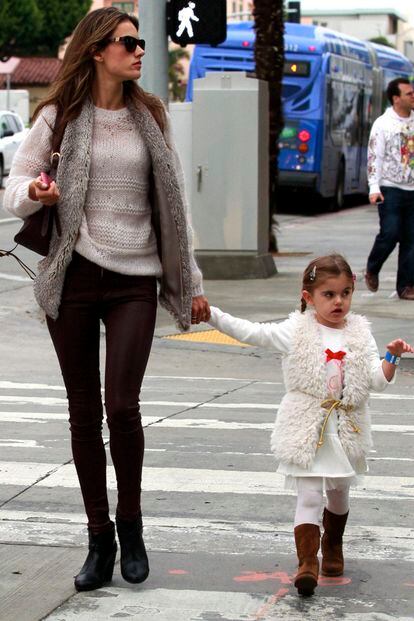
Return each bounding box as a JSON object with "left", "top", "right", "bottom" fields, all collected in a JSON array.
[{"left": 330, "top": 161, "right": 345, "bottom": 212}]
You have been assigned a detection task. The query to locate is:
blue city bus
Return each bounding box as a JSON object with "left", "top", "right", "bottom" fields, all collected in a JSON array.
[{"left": 186, "top": 22, "right": 413, "bottom": 209}]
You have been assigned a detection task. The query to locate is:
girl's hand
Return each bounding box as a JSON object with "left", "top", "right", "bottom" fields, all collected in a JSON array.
[
  {"left": 28, "top": 176, "right": 60, "bottom": 206},
  {"left": 386, "top": 339, "right": 414, "bottom": 357},
  {"left": 191, "top": 295, "right": 210, "bottom": 324}
]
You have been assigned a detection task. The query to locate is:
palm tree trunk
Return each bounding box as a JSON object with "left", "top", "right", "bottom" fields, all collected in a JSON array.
[{"left": 253, "top": 0, "right": 284, "bottom": 252}]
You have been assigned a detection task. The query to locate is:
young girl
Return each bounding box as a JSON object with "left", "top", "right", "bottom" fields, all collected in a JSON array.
[{"left": 207, "top": 254, "right": 412, "bottom": 597}]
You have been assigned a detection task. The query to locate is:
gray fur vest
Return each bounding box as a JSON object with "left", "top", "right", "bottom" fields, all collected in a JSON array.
[
  {"left": 34, "top": 99, "right": 192, "bottom": 330},
  {"left": 270, "top": 310, "right": 374, "bottom": 469}
]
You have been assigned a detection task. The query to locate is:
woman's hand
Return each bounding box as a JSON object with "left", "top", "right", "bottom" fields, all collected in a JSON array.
[
  {"left": 191, "top": 295, "right": 210, "bottom": 324},
  {"left": 28, "top": 176, "right": 60, "bottom": 206},
  {"left": 386, "top": 339, "right": 414, "bottom": 357}
]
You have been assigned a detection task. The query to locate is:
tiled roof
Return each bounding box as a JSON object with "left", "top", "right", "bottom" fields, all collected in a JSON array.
[{"left": 0, "top": 57, "right": 62, "bottom": 87}]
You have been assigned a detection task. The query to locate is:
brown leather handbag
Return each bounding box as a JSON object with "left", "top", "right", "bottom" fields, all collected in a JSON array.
[{"left": 14, "top": 111, "right": 64, "bottom": 256}]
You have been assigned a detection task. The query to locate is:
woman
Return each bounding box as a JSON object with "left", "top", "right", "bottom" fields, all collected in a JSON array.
[{"left": 4, "top": 7, "right": 209, "bottom": 592}]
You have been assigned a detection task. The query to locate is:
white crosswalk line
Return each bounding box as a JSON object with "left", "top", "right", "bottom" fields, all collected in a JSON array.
[
  {"left": 1, "top": 411, "right": 414, "bottom": 436},
  {"left": 42, "top": 587, "right": 414, "bottom": 621},
  {"left": 0, "top": 378, "right": 413, "bottom": 400},
  {"left": 43, "top": 588, "right": 284, "bottom": 621},
  {"left": 0, "top": 377, "right": 279, "bottom": 390},
  {"left": 1, "top": 461, "right": 414, "bottom": 500},
  {"left": 0, "top": 511, "right": 413, "bottom": 561}
]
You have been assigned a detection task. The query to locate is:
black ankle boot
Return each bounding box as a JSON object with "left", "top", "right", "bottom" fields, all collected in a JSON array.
[
  {"left": 116, "top": 516, "right": 149, "bottom": 584},
  {"left": 74, "top": 524, "right": 117, "bottom": 592}
]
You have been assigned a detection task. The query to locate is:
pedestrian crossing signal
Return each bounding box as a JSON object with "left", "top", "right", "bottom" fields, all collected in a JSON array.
[{"left": 167, "top": 0, "right": 227, "bottom": 47}]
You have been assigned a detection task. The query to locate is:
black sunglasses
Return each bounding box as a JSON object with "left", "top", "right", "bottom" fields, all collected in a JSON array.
[{"left": 106, "top": 36, "right": 145, "bottom": 53}]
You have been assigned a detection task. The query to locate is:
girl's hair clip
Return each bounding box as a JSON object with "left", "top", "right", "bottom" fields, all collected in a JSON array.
[{"left": 309, "top": 265, "right": 317, "bottom": 281}]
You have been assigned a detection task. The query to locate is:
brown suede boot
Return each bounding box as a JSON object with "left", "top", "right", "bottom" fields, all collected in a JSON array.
[
  {"left": 321, "top": 508, "right": 349, "bottom": 576},
  {"left": 294, "top": 523, "right": 320, "bottom": 596}
]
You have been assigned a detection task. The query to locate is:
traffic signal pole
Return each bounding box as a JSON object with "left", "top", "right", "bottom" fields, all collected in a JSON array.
[{"left": 138, "top": 0, "right": 169, "bottom": 103}]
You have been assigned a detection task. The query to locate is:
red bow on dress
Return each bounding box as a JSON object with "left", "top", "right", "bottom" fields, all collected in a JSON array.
[{"left": 325, "top": 349, "right": 346, "bottom": 362}]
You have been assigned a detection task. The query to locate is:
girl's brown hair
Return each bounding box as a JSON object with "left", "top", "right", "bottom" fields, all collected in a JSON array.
[
  {"left": 301, "top": 254, "right": 354, "bottom": 312},
  {"left": 33, "top": 7, "right": 166, "bottom": 140}
]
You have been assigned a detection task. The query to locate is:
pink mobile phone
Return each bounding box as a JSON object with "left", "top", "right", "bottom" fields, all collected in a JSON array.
[{"left": 40, "top": 172, "right": 52, "bottom": 187}]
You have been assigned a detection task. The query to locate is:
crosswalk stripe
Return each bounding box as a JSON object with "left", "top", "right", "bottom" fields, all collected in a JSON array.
[
  {"left": 0, "top": 439, "right": 40, "bottom": 448},
  {"left": 0, "top": 379, "right": 413, "bottom": 400},
  {"left": 1, "top": 510, "right": 413, "bottom": 561},
  {"left": 0, "top": 272, "right": 32, "bottom": 282},
  {"left": 41, "top": 587, "right": 414, "bottom": 621},
  {"left": 1, "top": 462, "right": 414, "bottom": 500},
  {"left": 42, "top": 588, "right": 287, "bottom": 621},
  {"left": 0, "top": 395, "right": 413, "bottom": 410},
  {"left": 1, "top": 411, "right": 413, "bottom": 436},
  {"left": 0, "top": 412, "right": 67, "bottom": 422},
  {"left": 0, "top": 377, "right": 282, "bottom": 390}
]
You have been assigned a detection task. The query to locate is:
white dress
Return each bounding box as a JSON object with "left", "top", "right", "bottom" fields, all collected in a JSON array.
[{"left": 208, "top": 307, "right": 391, "bottom": 492}]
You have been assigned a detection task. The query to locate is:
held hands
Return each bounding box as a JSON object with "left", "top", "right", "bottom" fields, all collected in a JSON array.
[
  {"left": 386, "top": 339, "right": 414, "bottom": 357},
  {"left": 369, "top": 192, "right": 384, "bottom": 205},
  {"left": 28, "top": 175, "right": 60, "bottom": 206},
  {"left": 191, "top": 295, "right": 210, "bottom": 324}
]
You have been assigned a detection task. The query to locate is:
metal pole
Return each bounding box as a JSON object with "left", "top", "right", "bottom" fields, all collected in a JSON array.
[
  {"left": 138, "top": 0, "right": 169, "bottom": 103},
  {"left": 6, "top": 74, "right": 10, "bottom": 110}
]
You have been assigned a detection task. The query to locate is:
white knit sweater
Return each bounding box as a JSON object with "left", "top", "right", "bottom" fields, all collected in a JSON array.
[
  {"left": 5, "top": 105, "right": 203, "bottom": 294},
  {"left": 367, "top": 107, "right": 414, "bottom": 195}
]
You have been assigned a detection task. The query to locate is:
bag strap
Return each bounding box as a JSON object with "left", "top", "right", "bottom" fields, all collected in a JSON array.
[
  {"left": 48, "top": 106, "right": 65, "bottom": 237},
  {"left": 0, "top": 246, "right": 37, "bottom": 280},
  {"left": 49, "top": 106, "right": 65, "bottom": 178}
]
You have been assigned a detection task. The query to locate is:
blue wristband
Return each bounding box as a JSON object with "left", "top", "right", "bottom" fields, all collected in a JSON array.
[{"left": 385, "top": 351, "right": 400, "bottom": 366}]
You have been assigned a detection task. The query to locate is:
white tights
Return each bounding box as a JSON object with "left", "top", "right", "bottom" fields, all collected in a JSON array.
[{"left": 294, "top": 477, "right": 350, "bottom": 527}]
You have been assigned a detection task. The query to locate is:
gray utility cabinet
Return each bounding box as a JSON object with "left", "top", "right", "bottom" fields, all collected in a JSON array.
[{"left": 191, "top": 72, "right": 276, "bottom": 278}]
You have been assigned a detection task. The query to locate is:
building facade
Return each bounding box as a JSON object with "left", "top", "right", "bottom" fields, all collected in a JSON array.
[
  {"left": 227, "top": 0, "right": 252, "bottom": 21},
  {"left": 301, "top": 8, "right": 414, "bottom": 60},
  {"left": 91, "top": 1, "right": 252, "bottom": 23}
]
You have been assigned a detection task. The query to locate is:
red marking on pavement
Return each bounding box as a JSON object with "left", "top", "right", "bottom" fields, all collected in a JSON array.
[
  {"left": 403, "top": 582, "right": 414, "bottom": 587},
  {"left": 234, "top": 571, "right": 291, "bottom": 584},
  {"left": 168, "top": 569, "right": 188, "bottom": 575},
  {"left": 234, "top": 570, "right": 352, "bottom": 587},
  {"left": 255, "top": 588, "right": 290, "bottom": 620},
  {"left": 319, "top": 576, "right": 352, "bottom": 586}
]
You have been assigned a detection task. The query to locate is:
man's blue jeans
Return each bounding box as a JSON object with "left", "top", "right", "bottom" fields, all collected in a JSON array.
[{"left": 367, "top": 186, "right": 414, "bottom": 295}]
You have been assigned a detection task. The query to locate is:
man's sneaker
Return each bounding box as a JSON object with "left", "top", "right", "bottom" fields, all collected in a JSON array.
[
  {"left": 399, "top": 287, "right": 414, "bottom": 300},
  {"left": 365, "top": 272, "right": 379, "bottom": 292}
]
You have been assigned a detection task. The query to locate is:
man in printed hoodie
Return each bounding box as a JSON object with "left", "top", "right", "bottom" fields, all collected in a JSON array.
[{"left": 365, "top": 77, "right": 414, "bottom": 299}]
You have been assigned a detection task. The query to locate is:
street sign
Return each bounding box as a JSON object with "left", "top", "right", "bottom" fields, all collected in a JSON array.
[{"left": 167, "top": 0, "right": 227, "bottom": 46}]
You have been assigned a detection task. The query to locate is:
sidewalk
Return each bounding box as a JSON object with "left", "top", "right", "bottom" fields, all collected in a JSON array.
[{"left": 156, "top": 204, "right": 414, "bottom": 355}]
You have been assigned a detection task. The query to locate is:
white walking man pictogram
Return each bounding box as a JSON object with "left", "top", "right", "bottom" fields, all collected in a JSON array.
[{"left": 176, "top": 1, "right": 199, "bottom": 39}]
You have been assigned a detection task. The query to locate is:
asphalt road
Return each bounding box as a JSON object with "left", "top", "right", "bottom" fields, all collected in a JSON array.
[{"left": 0, "top": 191, "right": 414, "bottom": 620}]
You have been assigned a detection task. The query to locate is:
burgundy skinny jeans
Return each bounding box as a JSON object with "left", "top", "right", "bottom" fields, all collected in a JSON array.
[{"left": 47, "top": 252, "right": 157, "bottom": 534}]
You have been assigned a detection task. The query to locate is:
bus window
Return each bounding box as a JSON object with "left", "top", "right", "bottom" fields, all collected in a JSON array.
[{"left": 330, "top": 81, "right": 361, "bottom": 146}]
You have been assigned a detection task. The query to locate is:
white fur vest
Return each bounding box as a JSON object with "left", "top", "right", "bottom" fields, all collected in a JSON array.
[
  {"left": 270, "top": 310, "right": 374, "bottom": 469},
  {"left": 33, "top": 99, "right": 193, "bottom": 330}
]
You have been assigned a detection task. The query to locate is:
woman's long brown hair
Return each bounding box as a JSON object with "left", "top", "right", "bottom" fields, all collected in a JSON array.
[{"left": 33, "top": 7, "right": 166, "bottom": 140}]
